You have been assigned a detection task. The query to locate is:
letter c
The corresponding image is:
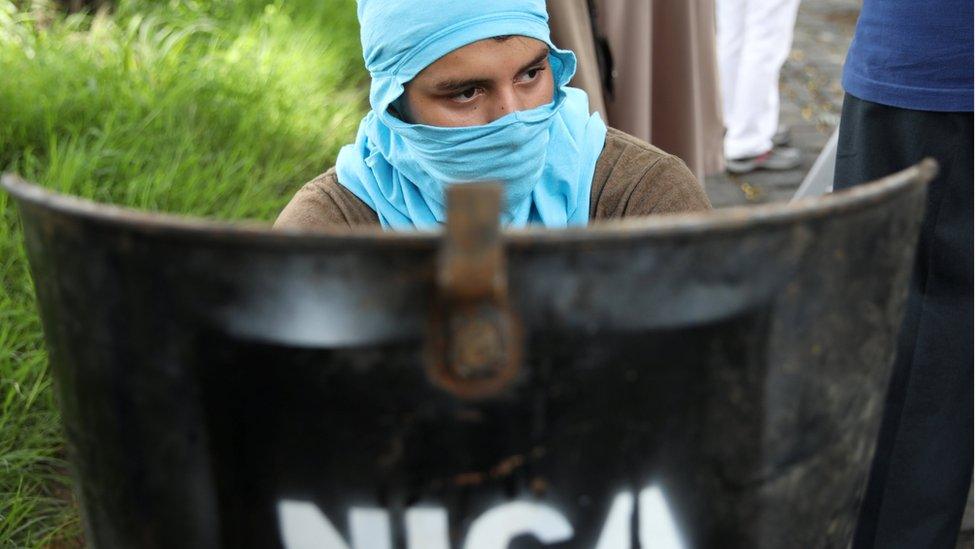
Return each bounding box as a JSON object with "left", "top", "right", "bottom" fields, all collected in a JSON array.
[{"left": 463, "top": 501, "right": 574, "bottom": 549}]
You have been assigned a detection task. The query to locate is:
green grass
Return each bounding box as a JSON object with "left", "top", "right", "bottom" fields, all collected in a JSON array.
[{"left": 0, "top": 0, "right": 367, "bottom": 544}]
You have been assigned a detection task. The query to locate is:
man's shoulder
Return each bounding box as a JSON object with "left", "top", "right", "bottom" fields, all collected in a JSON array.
[
  {"left": 273, "top": 168, "right": 380, "bottom": 230},
  {"left": 590, "top": 128, "right": 712, "bottom": 220},
  {"left": 601, "top": 127, "right": 674, "bottom": 161}
]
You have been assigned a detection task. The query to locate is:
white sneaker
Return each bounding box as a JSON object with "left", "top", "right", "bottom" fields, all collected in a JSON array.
[
  {"left": 726, "top": 147, "right": 802, "bottom": 175},
  {"left": 772, "top": 125, "right": 791, "bottom": 147}
]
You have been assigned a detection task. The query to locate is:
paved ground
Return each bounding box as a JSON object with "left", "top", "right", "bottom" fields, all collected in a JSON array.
[{"left": 703, "top": 0, "right": 860, "bottom": 207}]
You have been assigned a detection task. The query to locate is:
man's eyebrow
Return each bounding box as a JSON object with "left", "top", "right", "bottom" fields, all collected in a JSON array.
[
  {"left": 516, "top": 49, "right": 550, "bottom": 77},
  {"left": 433, "top": 48, "right": 550, "bottom": 93},
  {"left": 434, "top": 77, "right": 494, "bottom": 93}
]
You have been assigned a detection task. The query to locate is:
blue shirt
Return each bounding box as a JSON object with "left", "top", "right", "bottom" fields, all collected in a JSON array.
[{"left": 843, "top": 0, "right": 974, "bottom": 112}]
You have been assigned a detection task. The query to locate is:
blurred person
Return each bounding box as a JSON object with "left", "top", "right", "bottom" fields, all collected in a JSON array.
[
  {"left": 547, "top": 0, "right": 608, "bottom": 119},
  {"left": 275, "top": 0, "right": 710, "bottom": 232},
  {"left": 595, "top": 0, "right": 727, "bottom": 180},
  {"left": 716, "top": 0, "right": 802, "bottom": 174},
  {"left": 833, "top": 1, "right": 974, "bottom": 548}
]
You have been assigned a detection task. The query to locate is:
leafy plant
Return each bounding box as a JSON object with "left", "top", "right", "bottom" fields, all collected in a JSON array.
[{"left": 0, "top": 0, "right": 366, "bottom": 544}]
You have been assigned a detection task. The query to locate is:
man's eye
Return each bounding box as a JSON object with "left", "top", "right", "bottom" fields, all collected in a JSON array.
[
  {"left": 450, "top": 88, "right": 482, "bottom": 103},
  {"left": 518, "top": 67, "right": 545, "bottom": 83}
]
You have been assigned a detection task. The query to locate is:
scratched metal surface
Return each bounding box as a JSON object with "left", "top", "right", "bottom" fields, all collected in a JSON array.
[{"left": 2, "top": 162, "right": 932, "bottom": 548}]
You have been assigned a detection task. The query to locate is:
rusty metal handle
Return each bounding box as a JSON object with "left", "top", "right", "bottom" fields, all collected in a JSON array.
[
  {"left": 438, "top": 184, "right": 506, "bottom": 302},
  {"left": 426, "top": 184, "right": 521, "bottom": 399}
]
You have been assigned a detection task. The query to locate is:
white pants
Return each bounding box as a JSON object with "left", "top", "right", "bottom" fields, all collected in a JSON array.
[{"left": 717, "top": 0, "right": 801, "bottom": 159}]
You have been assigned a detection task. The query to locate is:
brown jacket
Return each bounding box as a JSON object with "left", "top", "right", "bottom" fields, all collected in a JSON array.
[{"left": 274, "top": 127, "right": 711, "bottom": 230}]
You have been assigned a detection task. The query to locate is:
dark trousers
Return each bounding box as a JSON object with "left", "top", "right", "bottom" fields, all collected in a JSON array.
[{"left": 835, "top": 93, "right": 974, "bottom": 548}]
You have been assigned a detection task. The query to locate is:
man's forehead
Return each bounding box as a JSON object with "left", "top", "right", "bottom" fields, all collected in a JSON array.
[{"left": 415, "top": 37, "right": 549, "bottom": 82}]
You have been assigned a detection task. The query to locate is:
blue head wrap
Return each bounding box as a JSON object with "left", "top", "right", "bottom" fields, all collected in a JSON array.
[{"left": 335, "top": 0, "right": 608, "bottom": 230}]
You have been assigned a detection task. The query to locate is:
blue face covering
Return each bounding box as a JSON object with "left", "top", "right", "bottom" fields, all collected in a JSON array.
[{"left": 336, "top": 0, "right": 608, "bottom": 230}]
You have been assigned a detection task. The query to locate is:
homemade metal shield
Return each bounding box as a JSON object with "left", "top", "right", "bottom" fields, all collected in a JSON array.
[{"left": 2, "top": 161, "right": 934, "bottom": 548}]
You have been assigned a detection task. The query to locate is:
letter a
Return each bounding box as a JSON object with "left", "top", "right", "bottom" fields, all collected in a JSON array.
[{"left": 594, "top": 492, "right": 635, "bottom": 549}]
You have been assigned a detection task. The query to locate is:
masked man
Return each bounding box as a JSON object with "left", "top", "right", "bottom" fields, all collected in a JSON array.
[{"left": 275, "top": 0, "right": 711, "bottom": 231}]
